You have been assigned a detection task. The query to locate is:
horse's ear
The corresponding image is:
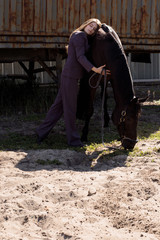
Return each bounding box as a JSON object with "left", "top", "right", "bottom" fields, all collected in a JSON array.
[
  {"left": 138, "top": 96, "right": 149, "bottom": 103},
  {"left": 101, "top": 23, "right": 109, "bottom": 33},
  {"left": 131, "top": 96, "right": 149, "bottom": 104},
  {"left": 131, "top": 97, "right": 138, "bottom": 102}
]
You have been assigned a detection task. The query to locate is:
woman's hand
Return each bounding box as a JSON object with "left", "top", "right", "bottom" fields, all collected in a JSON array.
[{"left": 92, "top": 65, "right": 111, "bottom": 75}]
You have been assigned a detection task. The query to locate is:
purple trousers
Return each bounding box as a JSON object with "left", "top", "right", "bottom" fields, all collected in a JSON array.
[{"left": 36, "top": 74, "right": 82, "bottom": 146}]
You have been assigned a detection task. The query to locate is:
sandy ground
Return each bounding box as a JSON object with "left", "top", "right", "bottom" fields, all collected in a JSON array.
[
  {"left": 0, "top": 137, "right": 160, "bottom": 240},
  {"left": 0, "top": 86, "right": 160, "bottom": 240}
]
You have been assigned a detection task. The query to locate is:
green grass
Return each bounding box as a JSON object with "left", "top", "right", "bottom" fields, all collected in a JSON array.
[
  {"left": 155, "top": 147, "right": 160, "bottom": 153},
  {"left": 0, "top": 86, "right": 160, "bottom": 154},
  {"left": 128, "top": 147, "right": 153, "bottom": 157},
  {"left": 0, "top": 108, "right": 160, "bottom": 153},
  {"left": 0, "top": 132, "right": 68, "bottom": 151},
  {"left": 148, "top": 130, "right": 160, "bottom": 140},
  {"left": 138, "top": 122, "right": 160, "bottom": 140},
  {"left": 0, "top": 133, "right": 39, "bottom": 150}
]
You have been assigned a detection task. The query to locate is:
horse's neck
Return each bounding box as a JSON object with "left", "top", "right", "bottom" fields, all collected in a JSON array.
[
  {"left": 111, "top": 79, "right": 135, "bottom": 107},
  {"left": 110, "top": 56, "right": 135, "bottom": 107}
]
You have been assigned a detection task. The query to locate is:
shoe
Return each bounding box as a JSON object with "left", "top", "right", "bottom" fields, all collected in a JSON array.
[
  {"left": 37, "top": 136, "right": 43, "bottom": 145},
  {"left": 35, "top": 132, "right": 43, "bottom": 145}
]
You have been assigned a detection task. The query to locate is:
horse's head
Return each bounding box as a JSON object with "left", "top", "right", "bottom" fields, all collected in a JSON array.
[{"left": 112, "top": 97, "right": 148, "bottom": 150}]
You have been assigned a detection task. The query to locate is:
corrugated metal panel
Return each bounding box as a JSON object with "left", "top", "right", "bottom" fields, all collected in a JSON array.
[
  {"left": 90, "top": 0, "right": 160, "bottom": 52},
  {"left": 0, "top": 0, "right": 159, "bottom": 51},
  {"left": 129, "top": 53, "right": 160, "bottom": 79}
]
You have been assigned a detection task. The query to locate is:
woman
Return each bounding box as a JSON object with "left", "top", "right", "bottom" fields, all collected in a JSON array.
[{"left": 36, "top": 18, "right": 109, "bottom": 147}]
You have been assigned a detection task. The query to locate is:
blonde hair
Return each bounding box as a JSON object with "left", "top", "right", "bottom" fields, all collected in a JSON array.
[
  {"left": 65, "top": 18, "right": 101, "bottom": 53},
  {"left": 71, "top": 18, "right": 102, "bottom": 36}
]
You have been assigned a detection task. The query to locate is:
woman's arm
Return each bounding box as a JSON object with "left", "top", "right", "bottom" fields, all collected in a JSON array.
[
  {"left": 74, "top": 32, "right": 110, "bottom": 75},
  {"left": 73, "top": 32, "right": 94, "bottom": 72}
]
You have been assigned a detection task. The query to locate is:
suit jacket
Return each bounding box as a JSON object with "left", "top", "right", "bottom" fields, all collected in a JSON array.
[{"left": 62, "top": 31, "right": 94, "bottom": 79}]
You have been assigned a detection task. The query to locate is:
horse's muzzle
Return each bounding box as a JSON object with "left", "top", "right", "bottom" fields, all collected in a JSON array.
[{"left": 121, "top": 137, "right": 138, "bottom": 150}]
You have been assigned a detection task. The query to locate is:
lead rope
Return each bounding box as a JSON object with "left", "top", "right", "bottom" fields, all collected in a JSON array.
[
  {"left": 101, "top": 68, "right": 106, "bottom": 146},
  {"left": 89, "top": 68, "right": 120, "bottom": 150},
  {"left": 89, "top": 67, "right": 107, "bottom": 145}
]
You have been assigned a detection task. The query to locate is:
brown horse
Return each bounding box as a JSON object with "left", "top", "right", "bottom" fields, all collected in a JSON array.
[{"left": 77, "top": 24, "right": 147, "bottom": 150}]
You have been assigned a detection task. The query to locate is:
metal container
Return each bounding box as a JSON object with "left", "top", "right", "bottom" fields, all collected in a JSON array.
[{"left": 0, "top": 0, "right": 159, "bottom": 52}]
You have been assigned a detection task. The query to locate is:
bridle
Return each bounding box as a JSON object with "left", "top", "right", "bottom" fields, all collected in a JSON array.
[{"left": 118, "top": 109, "right": 138, "bottom": 144}]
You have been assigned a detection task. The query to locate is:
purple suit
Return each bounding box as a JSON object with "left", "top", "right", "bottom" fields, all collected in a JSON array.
[{"left": 36, "top": 31, "right": 94, "bottom": 146}]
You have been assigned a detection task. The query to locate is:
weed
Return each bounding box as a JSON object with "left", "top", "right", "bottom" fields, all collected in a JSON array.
[
  {"left": 153, "top": 147, "right": 160, "bottom": 153},
  {"left": 129, "top": 147, "right": 153, "bottom": 157}
]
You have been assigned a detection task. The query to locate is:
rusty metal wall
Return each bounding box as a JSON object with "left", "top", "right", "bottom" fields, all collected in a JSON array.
[
  {"left": 0, "top": 0, "right": 159, "bottom": 51},
  {"left": 92, "top": 0, "right": 160, "bottom": 52}
]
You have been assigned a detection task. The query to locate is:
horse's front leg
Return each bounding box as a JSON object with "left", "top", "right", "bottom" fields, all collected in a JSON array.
[
  {"left": 81, "top": 102, "right": 94, "bottom": 142},
  {"left": 81, "top": 118, "right": 91, "bottom": 142},
  {"left": 81, "top": 120, "right": 89, "bottom": 142}
]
